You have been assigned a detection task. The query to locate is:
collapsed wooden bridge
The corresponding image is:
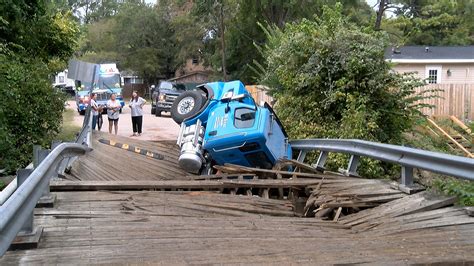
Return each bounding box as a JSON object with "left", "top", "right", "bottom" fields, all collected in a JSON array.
[{"left": 1, "top": 132, "right": 473, "bottom": 264}]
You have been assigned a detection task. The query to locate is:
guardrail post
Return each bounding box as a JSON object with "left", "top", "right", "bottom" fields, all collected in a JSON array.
[
  {"left": 341, "top": 155, "right": 360, "bottom": 177},
  {"left": 395, "top": 166, "right": 424, "bottom": 194},
  {"left": 401, "top": 166, "right": 413, "bottom": 186},
  {"left": 296, "top": 150, "right": 307, "bottom": 163},
  {"left": 36, "top": 148, "right": 56, "bottom": 208},
  {"left": 9, "top": 169, "right": 44, "bottom": 250},
  {"left": 313, "top": 151, "right": 328, "bottom": 171},
  {"left": 33, "top": 145, "right": 41, "bottom": 168}
]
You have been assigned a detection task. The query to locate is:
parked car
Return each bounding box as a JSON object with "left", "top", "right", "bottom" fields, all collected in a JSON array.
[{"left": 151, "top": 81, "right": 186, "bottom": 117}]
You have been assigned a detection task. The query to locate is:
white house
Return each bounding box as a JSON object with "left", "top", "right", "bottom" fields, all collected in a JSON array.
[{"left": 385, "top": 46, "right": 474, "bottom": 84}]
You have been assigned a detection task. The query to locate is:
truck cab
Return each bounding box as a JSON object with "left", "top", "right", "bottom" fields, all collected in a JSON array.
[
  {"left": 74, "top": 64, "right": 125, "bottom": 115},
  {"left": 171, "top": 80, "right": 291, "bottom": 174}
]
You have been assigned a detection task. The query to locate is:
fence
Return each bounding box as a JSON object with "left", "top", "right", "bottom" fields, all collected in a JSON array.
[
  {"left": 245, "top": 85, "right": 275, "bottom": 105},
  {"left": 415, "top": 84, "right": 474, "bottom": 120}
]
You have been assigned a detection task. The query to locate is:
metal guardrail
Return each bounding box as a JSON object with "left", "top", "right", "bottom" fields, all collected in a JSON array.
[
  {"left": 0, "top": 106, "right": 93, "bottom": 207},
  {"left": 0, "top": 77, "right": 94, "bottom": 256},
  {"left": 290, "top": 139, "right": 474, "bottom": 186},
  {"left": 0, "top": 143, "right": 89, "bottom": 256}
]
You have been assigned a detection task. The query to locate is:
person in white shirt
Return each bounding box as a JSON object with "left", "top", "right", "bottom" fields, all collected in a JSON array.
[
  {"left": 128, "top": 91, "right": 146, "bottom": 136},
  {"left": 106, "top": 93, "right": 121, "bottom": 135},
  {"left": 90, "top": 93, "right": 99, "bottom": 130}
]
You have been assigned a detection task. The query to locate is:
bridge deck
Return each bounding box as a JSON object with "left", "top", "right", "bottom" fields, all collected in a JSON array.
[
  {"left": 1, "top": 190, "right": 473, "bottom": 265},
  {"left": 1, "top": 133, "right": 473, "bottom": 264},
  {"left": 66, "top": 131, "right": 190, "bottom": 181}
]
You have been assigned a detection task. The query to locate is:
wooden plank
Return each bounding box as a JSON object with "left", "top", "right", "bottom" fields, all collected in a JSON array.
[
  {"left": 215, "top": 164, "right": 340, "bottom": 179},
  {"left": 50, "top": 179, "right": 321, "bottom": 191}
]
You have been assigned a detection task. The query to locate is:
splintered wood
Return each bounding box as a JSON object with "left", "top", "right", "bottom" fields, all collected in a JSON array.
[
  {"left": 305, "top": 177, "right": 406, "bottom": 220},
  {"left": 1, "top": 190, "right": 472, "bottom": 264},
  {"left": 19, "top": 134, "right": 471, "bottom": 264}
]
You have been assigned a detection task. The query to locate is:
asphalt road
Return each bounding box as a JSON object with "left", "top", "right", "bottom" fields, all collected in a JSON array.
[{"left": 67, "top": 101, "right": 180, "bottom": 141}]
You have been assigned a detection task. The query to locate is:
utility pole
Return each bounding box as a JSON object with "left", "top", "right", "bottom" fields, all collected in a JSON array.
[{"left": 219, "top": 0, "right": 227, "bottom": 81}]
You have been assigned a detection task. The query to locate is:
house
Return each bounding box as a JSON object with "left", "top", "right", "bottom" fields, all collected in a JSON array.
[
  {"left": 121, "top": 70, "right": 147, "bottom": 98},
  {"left": 53, "top": 69, "right": 75, "bottom": 88},
  {"left": 172, "top": 58, "right": 211, "bottom": 84},
  {"left": 385, "top": 46, "right": 474, "bottom": 84}
]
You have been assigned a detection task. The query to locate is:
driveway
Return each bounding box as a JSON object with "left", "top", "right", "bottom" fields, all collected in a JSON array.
[{"left": 67, "top": 101, "right": 180, "bottom": 141}]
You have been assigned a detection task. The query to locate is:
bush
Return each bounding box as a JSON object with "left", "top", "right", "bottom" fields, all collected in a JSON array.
[
  {"left": 433, "top": 178, "right": 474, "bottom": 206},
  {"left": 0, "top": 51, "right": 67, "bottom": 173},
  {"left": 256, "top": 4, "right": 428, "bottom": 178},
  {"left": 0, "top": 1, "right": 79, "bottom": 174}
]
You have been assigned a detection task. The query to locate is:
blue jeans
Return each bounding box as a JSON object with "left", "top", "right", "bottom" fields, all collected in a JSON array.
[{"left": 92, "top": 115, "right": 98, "bottom": 130}]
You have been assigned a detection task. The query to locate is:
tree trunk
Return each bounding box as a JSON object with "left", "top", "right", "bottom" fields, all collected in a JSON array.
[
  {"left": 219, "top": 1, "right": 227, "bottom": 81},
  {"left": 375, "top": 0, "right": 386, "bottom": 31}
]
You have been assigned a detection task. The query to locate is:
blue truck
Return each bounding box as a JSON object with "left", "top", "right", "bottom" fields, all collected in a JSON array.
[
  {"left": 170, "top": 80, "right": 291, "bottom": 174},
  {"left": 74, "top": 63, "right": 125, "bottom": 115}
]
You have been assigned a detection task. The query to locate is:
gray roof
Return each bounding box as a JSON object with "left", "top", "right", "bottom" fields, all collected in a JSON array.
[{"left": 385, "top": 46, "right": 474, "bottom": 61}]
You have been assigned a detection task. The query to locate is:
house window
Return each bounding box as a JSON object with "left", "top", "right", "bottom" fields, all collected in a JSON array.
[
  {"left": 58, "top": 75, "right": 65, "bottom": 83},
  {"left": 425, "top": 66, "right": 442, "bottom": 84},
  {"left": 192, "top": 58, "right": 199, "bottom": 65}
]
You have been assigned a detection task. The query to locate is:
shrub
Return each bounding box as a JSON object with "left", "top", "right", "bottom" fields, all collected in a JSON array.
[
  {"left": 256, "top": 4, "right": 428, "bottom": 177},
  {"left": 0, "top": 51, "right": 67, "bottom": 173}
]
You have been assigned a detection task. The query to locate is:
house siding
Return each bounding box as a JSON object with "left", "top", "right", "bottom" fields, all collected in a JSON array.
[{"left": 391, "top": 63, "right": 474, "bottom": 84}]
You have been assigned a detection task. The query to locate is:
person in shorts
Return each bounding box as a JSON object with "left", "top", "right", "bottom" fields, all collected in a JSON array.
[{"left": 106, "top": 93, "right": 121, "bottom": 135}]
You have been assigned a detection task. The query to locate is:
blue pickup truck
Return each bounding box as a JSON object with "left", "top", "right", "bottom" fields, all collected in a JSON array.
[{"left": 171, "top": 80, "right": 291, "bottom": 174}]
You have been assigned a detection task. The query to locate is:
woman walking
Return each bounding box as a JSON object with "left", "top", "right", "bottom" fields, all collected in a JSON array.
[
  {"left": 107, "top": 93, "right": 121, "bottom": 135},
  {"left": 129, "top": 90, "right": 146, "bottom": 136}
]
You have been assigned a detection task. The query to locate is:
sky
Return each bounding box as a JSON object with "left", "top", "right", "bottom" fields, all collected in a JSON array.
[{"left": 144, "top": 0, "right": 379, "bottom": 7}]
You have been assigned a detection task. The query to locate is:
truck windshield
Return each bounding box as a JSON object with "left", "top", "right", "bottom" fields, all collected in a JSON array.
[
  {"left": 160, "top": 82, "right": 185, "bottom": 91},
  {"left": 98, "top": 74, "right": 121, "bottom": 89}
]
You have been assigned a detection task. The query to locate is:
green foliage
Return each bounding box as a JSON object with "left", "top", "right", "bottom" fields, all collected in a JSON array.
[
  {"left": 385, "top": 0, "right": 474, "bottom": 45},
  {"left": 433, "top": 178, "right": 474, "bottom": 206},
  {"left": 78, "top": 2, "right": 176, "bottom": 82},
  {"left": 56, "top": 109, "right": 82, "bottom": 142},
  {"left": 0, "top": 0, "right": 79, "bottom": 173},
  {"left": 257, "top": 4, "right": 428, "bottom": 178},
  {"left": 0, "top": 180, "right": 4, "bottom": 190}
]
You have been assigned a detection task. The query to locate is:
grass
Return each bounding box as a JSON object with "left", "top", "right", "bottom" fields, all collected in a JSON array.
[
  {"left": 56, "top": 109, "right": 81, "bottom": 142},
  {"left": 0, "top": 180, "right": 4, "bottom": 191}
]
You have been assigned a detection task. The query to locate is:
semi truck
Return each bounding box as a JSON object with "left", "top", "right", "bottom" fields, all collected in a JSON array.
[{"left": 170, "top": 80, "right": 291, "bottom": 175}]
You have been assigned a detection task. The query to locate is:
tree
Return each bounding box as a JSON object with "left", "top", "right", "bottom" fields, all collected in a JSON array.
[
  {"left": 0, "top": 0, "right": 79, "bottom": 173},
  {"left": 382, "top": 0, "right": 474, "bottom": 45},
  {"left": 256, "top": 4, "right": 427, "bottom": 177},
  {"left": 76, "top": 2, "right": 177, "bottom": 82},
  {"left": 180, "top": 0, "right": 374, "bottom": 83}
]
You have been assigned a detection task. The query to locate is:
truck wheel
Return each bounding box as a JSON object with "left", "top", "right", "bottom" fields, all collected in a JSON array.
[
  {"left": 171, "top": 91, "right": 204, "bottom": 124},
  {"left": 155, "top": 110, "right": 161, "bottom": 117},
  {"left": 80, "top": 110, "right": 85, "bottom": 116}
]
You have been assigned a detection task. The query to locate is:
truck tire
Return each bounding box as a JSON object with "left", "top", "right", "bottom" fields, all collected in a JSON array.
[
  {"left": 155, "top": 110, "right": 161, "bottom": 117},
  {"left": 171, "top": 91, "right": 205, "bottom": 124}
]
